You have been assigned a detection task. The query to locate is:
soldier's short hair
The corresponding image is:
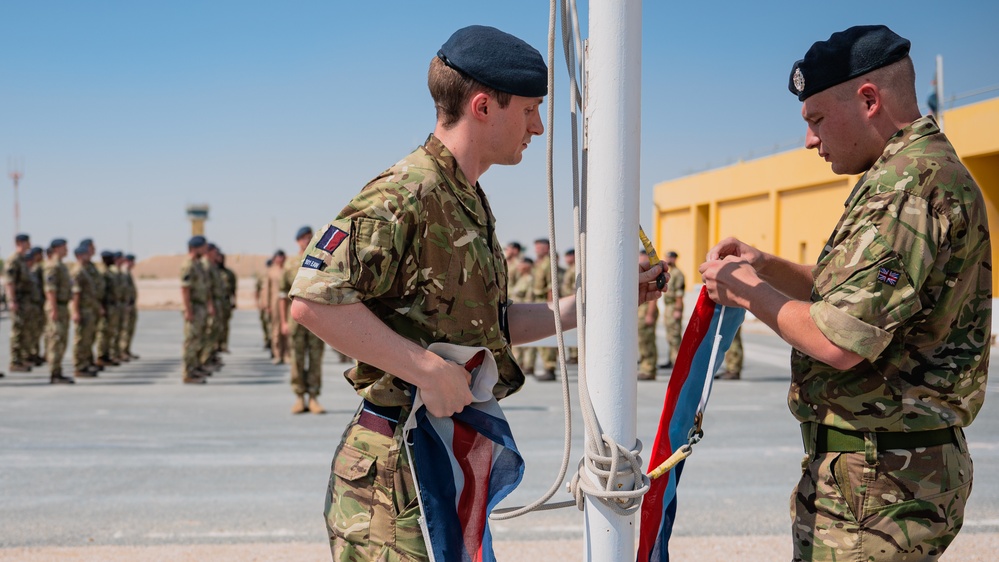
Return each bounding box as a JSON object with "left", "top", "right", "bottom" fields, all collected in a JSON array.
[{"left": 428, "top": 56, "right": 511, "bottom": 130}]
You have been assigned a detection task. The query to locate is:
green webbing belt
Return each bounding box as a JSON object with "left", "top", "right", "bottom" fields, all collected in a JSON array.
[{"left": 804, "top": 423, "right": 957, "bottom": 453}]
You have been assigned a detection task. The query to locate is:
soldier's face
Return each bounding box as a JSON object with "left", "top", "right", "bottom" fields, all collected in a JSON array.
[
  {"left": 490, "top": 95, "right": 544, "bottom": 166},
  {"left": 801, "top": 86, "right": 878, "bottom": 175}
]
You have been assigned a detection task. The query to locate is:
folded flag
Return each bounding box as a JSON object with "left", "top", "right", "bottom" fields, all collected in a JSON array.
[
  {"left": 637, "top": 287, "right": 745, "bottom": 562},
  {"left": 403, "top": 343, "right": 524, "bottom": 562}
]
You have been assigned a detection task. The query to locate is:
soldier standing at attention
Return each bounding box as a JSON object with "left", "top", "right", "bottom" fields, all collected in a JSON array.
[
  {"left": 181, "top": 236, "right": 211, "bottom": 384},
  {"left": 119, "top": 254, "right": 140, "bottom": 361},
  {"left": 637, "top": 250, "right": 659, "bottom": 381},
  {"left": 218, "top": 252, "right": 237, "bottom": 353},
  {"left": 6, "top": 234, "right": 34, "bottom": 372},
  {"left": 282, "top": 226, "right": 326, "bottom": 414},
  {"left": 256, "top": 259, "right": 272, "bottom": 353},
  {"left": 509, "top": 257, "right": 535, "bottom": 372},
  {"left": 504, "top": 241, "right": 523, "bottom": 287},
  {"left": 530, "top": 238, "right": 558, "bottom": 381},
  {"left": 288, "top": 26, "right": 664, "bottom": 558},
  {"left": 700, "top": 25, "right": 990, "bottom": 561},
  {"left": 660, "top": 250, "right": 684, "bottom": 369},
  {"left": 80, "top": 239, "right": 104, "bottom": 372},
  {"left": 95, "top": 251, "right": 120, "bottom": 368},
  {"left": 267, "top": 250, "right": 288, "bottom": 365},
  {"left": 561, "top": 248, "right": 578, "bottom": 363},
  {"left": 26, "top": 247, "right": 47, "bottom": 367},
  {"left": 43, "top": 239, "right": 74, "bottom": 384},
  {"left": 69, "top": 244, "right": 100, "bottom": 378},
  {"left": 199, "top": 244, "right": 224, "bottom": 372}
]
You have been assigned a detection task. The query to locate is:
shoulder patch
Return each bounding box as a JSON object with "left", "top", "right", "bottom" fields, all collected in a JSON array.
[
  {"left": 302, "top": 255, "right": 326, "bottom": 271},
  {"left": 317, "top": 225, "right": 349, "bottom": 254},
  {"left": 877, "top": 267, "right": 900, "bottom": 286}
]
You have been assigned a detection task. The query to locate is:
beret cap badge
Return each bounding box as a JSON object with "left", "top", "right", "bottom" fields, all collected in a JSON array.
[{"left": 793, "top": 67, "right": 805, "bottom": 94}]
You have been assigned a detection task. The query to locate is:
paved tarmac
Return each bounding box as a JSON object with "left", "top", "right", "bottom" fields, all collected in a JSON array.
[{"left": 1, "top": 310, "right": 997, "bottom": 560}]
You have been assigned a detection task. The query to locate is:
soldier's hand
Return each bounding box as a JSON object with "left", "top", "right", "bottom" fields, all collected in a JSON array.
[
  {"left": 72, "top": 313, "right": 81, "bottom": 324},
  {"left": 699, "top": 255, "right": 760, "bottom": 308},
  {"left": 707, "top": 237, "right": 764, "bottom": 270},
  {"left": 419, "top": 359, "right": 474, "bottom": 418},
  {"left": 50, "top": 310, "right": 58, "bottom": 322},
  {"left": 280, "top": 322, "right": 289, "bottom": 336},
  {"left": 639, "top": 262, "right": 666, "bottom": 304},
  {"left": 184, "top": 308, "right": 193, "bottom": 322}
]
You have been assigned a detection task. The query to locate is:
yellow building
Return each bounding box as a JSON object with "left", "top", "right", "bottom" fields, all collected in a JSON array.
[{"left": 653, "top": 96, "right": 999, "bottom": 294}]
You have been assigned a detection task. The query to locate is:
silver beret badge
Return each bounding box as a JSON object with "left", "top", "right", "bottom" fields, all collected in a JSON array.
[{"left": 793, "top": 67, "right": 805, "bottom": 93}]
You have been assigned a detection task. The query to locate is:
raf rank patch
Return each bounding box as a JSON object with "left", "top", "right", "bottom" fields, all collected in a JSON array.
[
  {"left": 877, "top": 266, "right": 900, "bottom": 286},
  {"left": 317, "top": 225, "right": 348, "bottom": 254},
  {"left": 302, "top": 255, "right": 325, "bottom": 271}
]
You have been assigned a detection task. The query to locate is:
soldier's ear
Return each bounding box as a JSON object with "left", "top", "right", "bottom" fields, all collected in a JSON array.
[{"left": 469, "top": 92, "right": 490, "bottom": 122}]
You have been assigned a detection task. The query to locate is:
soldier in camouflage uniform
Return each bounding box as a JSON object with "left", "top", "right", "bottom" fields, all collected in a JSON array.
[
  {"left": 70, "top": 244, "right": 100, "bottom": 378},
  {"left": 637, "top": 251, "right": 659, "bottom": 381},
  {"left": 200, "top": 244, "right": 225, "bottom": 372},
  {"left": 287, "top": 26, "right": 664, "bottom": 560},
  {"left": 5, "top": 233, "right": 34, "bottom": 372},
  {"left": 25, "top": 247, "right": 47, "bottom": 367},
  {"left": 256, "top": 259, "right": 272, "bottom": 352},
  {"left": 218, "top": 253, "right": 237, "bottom": 353},
  {"left": 561, "top": 248, "right": 578, "bottom": 364},
  {"left": 43, "top": 239, "right": 74, "bottom": 384},
  {"left": 716, "top": 327, "right": 742, "bottom": 380},
  {"left": 504, "top": 241, "right": 523, "bottom": 288},
  {"left": 700, "top": 25, "right": 990, "bottom": 561},
  {"left": 95, "top": 251, "right": 121, "bottom": 368},
  {"left": 79, "top": 239, "right": 104, "bottom": 371},
  {"left": 508, "top": 257, "right": 535, "bottom": 372},
  {"left": 118, "top": 254, "right": 139, "bottom": 361},
  {"left": 282, "top": 226, "right": 326, "bottom": 414},
  {"left": 660, "top": 251, "right": 684, "bottom": 368},
  {"left": 181, "top": 236, "right": 211, "bottom": 383},
  {"left": 530, "top": 238, "right": 558, "bottom": 381},
  {"left": 268, "top": 250, "right": 288, "bottom": 364}
]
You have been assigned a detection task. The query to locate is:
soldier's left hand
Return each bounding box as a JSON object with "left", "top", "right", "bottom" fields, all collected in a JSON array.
[
  {"left": 639, "top": 262, "right": 666, "bottom": 304},
  {"left": 699, "top": 255, "right": 760, "bottom": 308}
]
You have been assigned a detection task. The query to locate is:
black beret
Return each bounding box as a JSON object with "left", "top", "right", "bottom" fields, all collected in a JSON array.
[
  {"left": 295, "top": 226, "right": 313, "bottom": 240},
  {"left": 188, "top": 235, "right": 207, "bottom": 248},
  {"left": 113, "top": 251, "right": 123, "bottom": 258},
  {"left": 80, "top": 238, "right": 93, "bottom": 247},
  {"left": 438, "top": 25, "right": 547, "bottom": 98},
  {"left": 29, "top": 247, "right": 42, "bottom": 258},
  {"left": 789, "top": 25, "right": 910, "bottom": 101},
  {"left": 265, "top": 258, "right": 273, "bottom": 266},
  {"left": 50, "top": 238, "right": 67, "bottom": 249},
  {"left": 534, "top": 238, "right": 550, "bottom": 245},
  {"left": 74, "top": 245, "right": 88, "bottom": 256},
  {"left": 15, "top": 233, "right": 29, "bottom": 242},
  {"left": 100, "top": 250, "right": 114, "bottom": 258},
  {"left": 126, "top": 254, "right": 135, "bottom": 261},
  {"left": 273, "top": 249, "right": 285, "bottom": 258},
  {"left": 667, "top": 251, "right": 678, "bottom": 258},
  {"left": 565, "top": 248, "right": 574, "bottom": 255}
]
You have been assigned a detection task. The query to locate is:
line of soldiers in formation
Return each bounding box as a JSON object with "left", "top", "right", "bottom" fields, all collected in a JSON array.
[
  {"left": 3, "top": 233, "right": 138, "bottom": 383},
  {"left": 507, "top": 240, "right": 743, "bottom": 381},
  {"left": 179, "top": 236, "right": 237, "bottom": 384}
]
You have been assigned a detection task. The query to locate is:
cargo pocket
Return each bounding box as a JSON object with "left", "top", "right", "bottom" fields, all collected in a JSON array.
[{"left": 326, "top": 443, "right": 377, "bottom": 543}]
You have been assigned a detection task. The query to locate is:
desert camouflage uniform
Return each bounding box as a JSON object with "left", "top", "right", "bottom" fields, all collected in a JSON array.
[
  {"left": 530, "top": 255, "right": 558, "bottom": 373},
  {"left": 200, "top": 257, "right": 223, "bottom": 364},
  {"left": 723, "top": 327, "right": 742, "bottom": 375},
  {"left": 118, "top": 267, "right": 137, "bottom": 358},
  {"left": 662, "top": 266, "right": 685, "bottom": 364},
  {"left": 6, "top": 252, "right": 33, "bottom": 366},
  {"left": 289, "top": 135, "right": 521, "bottom": 560},
  {"left": 26, "top": 262, "right": 46, "bottom": 361},
  {"left": 637, "top": 299, "right": 658, "bottom": 377},
  {"left": 561, "top": 262, "right": 578, "bottom": 362},
  {"left": 268, "top": 262, "right": 288, "bottom": 362},
  {"left": 181, "top": 256, "right": 209, "bottom": 376},
  {"left": 282, "top": 252, "right": 325, "bottom": 397},
  {"left": 219, "top": 264, "right": 236, "bottom": 351},
  {"left": 85, "top": 260, "right": 105, "bottom": 367},
  {"left": 95, "top": 263, "right": 121, "bottom": 361},
  {"left": 43, "top": 257, "right": 72, "bottom": 376},
  {"left": 790, "top": 117, "right": 991, "bottom": 561},
  {"left": 70, "top": 261, "right": 99, "bottom": 372},
  {"left": 509, "top": 266, "right": 535, "bottom": 372}
]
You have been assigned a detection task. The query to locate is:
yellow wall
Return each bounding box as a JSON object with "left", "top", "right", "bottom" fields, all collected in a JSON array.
[{"left": 653, "top": 96, "right": 999, "bottom": 292}]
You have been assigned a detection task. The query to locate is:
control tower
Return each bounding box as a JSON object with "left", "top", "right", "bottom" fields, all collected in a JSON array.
[{"left": 186, "top": 204, "right": 209, "bottom": 236}]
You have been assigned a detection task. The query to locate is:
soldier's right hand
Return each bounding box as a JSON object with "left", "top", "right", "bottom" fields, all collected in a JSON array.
[
  {"left": 419, "top": 359, "right": 474, "bottom": 418},
  {"left": 184, "top": 309, "right": 193, "bottom": 322}
]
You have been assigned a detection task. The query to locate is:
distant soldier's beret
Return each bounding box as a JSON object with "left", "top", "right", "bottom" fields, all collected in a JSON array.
[
  {"left": 15, "top": 233, "right": 29, "bottom": 242},
  {"left": 295, "top": 226, "right": 313, "bottom": 240},
  {"left": 438, "top": 25, "right": 547, "bottom": 98},
  {"left": 188, "top": 235, "right": 207, "bottom": 248},
  {"left": 667, "top": 251, "right": 678, "bottom": 258},
  {"left": 100, "top": 250, "right": 113, "bottom": 258},
  {"left": 265, "top": 258, "right": 273, "bottom": 267},
  {"left": 206, "top": 243, "right": 217, "bottom": 252},
  {"left": 534, "top": 238, "right": 550, "bottom": 245},
  {"left": 565, "top": 248, "right": 574, "bottom": 256},
  {"left": 29, "top": 247, "right": 42, "bottom": 258},
  {"left": 788, "top": 25, "right": 910, "bottom": 101},
  {"left": 74, "top": 245, "right": 88, "bottom": 256},
  {"left": 50, "top": 238, "right": 67, "bottom": 249},
  {"left": 273, "top": 249, "right": 286, "bottom": 258},
  {"left": 126, "top": 254, "right": 135, "bottom": 261},
  {"left": 113, "top": 251, "right": 123, "bottom": 259},
  {"left": 80, "top": 238, "right": 94, "bottom": 248}
]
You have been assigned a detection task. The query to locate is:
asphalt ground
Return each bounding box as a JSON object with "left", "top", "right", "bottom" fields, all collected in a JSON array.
[{"left": 1, "top": 310, "right": 997, "bottom": 560}]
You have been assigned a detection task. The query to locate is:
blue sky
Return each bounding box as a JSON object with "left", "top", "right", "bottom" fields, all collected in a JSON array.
[{"left": 2, "top": 1, "right": 998, "bottom": 258}]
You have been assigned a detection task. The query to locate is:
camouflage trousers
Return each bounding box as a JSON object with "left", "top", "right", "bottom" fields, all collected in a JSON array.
[
  {"left": 289, "top": 322, "right": 324, "bottom": 396},
  {"left": 183, "top": 305, "right": 207, "bottom": 374},
  {"left": 270, "top": 309, "right": 288, "bottom": 362},
  {"left": 74, "top": 309, "right": 98, "bottom": 371},
  {"left": 97, "top": 305, "right": 121, "bottom": 358},
  {"left": 23, "top": 303, "right": 45, "bottom": 360},
  {"left": 219, "top": 304, "right": 232, "bottom": 350},
  {"left": 724, "top": 327, "right": 743, "bottom": 374},
  {"left": 45, "top": 305, "right": 70, "bottom": 375},
  {"left": 260, "top": 308, "right": 271, "bottom": 347},
  {"left": 200, "top": 310, "right": 219, "bottom": 364},
  {"left": 638, "top": 321, "right": 658, "bottom": 376},
  {"left": 118, "top": 306, "right": 136, "bottom": 356},
  {"left": 539, "top": 347, "right": 557, "bottom": 370},
  {"left": 8, "top": 307, "right": 29, "bottom": 365},
  {"left": 514, "top": 346, "right": 536, "bottom": 374},
  {"left": 663, "top": 304, "right": 682, "bottom": 364},
  {"left": 326, "top": 406, "right": 427, "bottom": 561},
  {"left": 792, "top": 427, "right": 972, "bottom": 561}
]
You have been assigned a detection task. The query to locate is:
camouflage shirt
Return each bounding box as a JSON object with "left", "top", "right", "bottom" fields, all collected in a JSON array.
[
  {"left": 43, "top": 258, "right": 72, "bottom": 305},
  {"left": 290, "top": 134, "right": 521, "bottom": 406},
  {"left": 70, "top": 261, "right": 98, "bottom": 312},
  {"left": 5, "top": 252, "right": 31, "bottom": 304},
  {"left": 531, "top": 255, "right": 553, "bottom": 302},
  {"left": 790, "top": 116, "right": 992, "bottom": 432},
  {"left": 180, "top": 256, "right": 209, "bottom": 305},
  {"left": 663, "top": 266, "right": 685, "bottom": 307}
]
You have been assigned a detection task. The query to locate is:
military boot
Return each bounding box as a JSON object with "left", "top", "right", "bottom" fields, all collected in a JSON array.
[
  {"left": 9, "top": 363, "right": 32, "bottom": 372},
  {"left": 291, "top": 395, "right": 307, "bottom": 414},
  {"left": 50, "top": 373, "right": 75, "bottom": 384},
  {"left": 74, "top": 369, "right": 98, "bottom": 378},
  {"left": 307, "top": 396, "right": 325, "bottom": 415}
]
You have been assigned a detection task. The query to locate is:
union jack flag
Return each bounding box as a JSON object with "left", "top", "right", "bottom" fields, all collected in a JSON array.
[{"left": 877, "top": 266, "right": 900, "bottom": 286}]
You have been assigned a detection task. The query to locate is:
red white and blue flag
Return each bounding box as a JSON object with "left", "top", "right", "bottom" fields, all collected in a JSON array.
[
  {"left": 637, "top": 287, "right": 745, "bottom": 562},
  {"left": 404, "top": 344, "right": 524, "bottom": 562}
]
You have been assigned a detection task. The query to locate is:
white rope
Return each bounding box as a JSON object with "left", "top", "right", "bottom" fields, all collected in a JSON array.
[{"left": 492, "top": 0, "right": 649, "bottom": 520}]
